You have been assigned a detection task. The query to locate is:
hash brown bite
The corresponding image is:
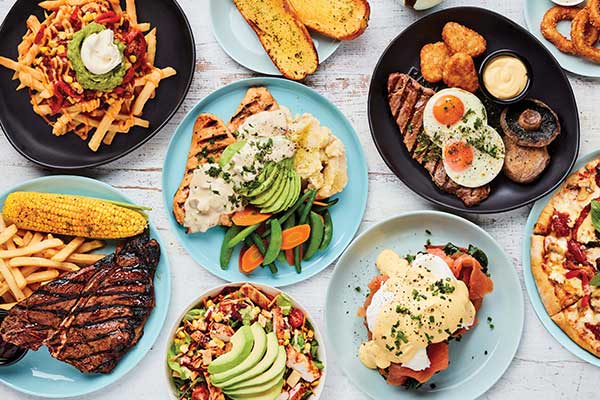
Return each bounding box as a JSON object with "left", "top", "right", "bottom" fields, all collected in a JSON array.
[
  {"left": 442, "top": 52, "right": 479, "bottom": 93},
  {"left": 442, "top": 22, "right": 487, "bottom": 57},
  {"left": 233, "top": 0, "right": 319, "bottom": 80},
  {"left": 420, "top": 42, "right": 450, "bottom": 83}
]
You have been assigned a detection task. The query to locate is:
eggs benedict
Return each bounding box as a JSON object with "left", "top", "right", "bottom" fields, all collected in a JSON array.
[{"left": 358, "top": 243, "right": 494, "bottom": 388}]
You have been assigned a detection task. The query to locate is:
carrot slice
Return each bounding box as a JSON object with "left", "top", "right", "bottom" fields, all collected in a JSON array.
[
  {"left": 280, "top": 225, "right": 311, "bottom": 250},
  {"left": 232, "top": 208, "right": 272, "bottom": 226},
  {"left": 239, "top": 244, "right": 264, "bottom": 274}
]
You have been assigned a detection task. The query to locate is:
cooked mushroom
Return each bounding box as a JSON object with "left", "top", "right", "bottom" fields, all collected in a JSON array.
[
  {"left": 502, "top": 135, "right": 550, "bottom": 183},
  {"left": 500, "top": 99, "right": 560, "bottom": 147}
]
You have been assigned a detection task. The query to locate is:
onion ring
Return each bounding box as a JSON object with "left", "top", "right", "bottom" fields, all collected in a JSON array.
[
  {"left": 589, "top": 0, "right": 600, "bottom": 29},
  {"left": 541, "top": 6, "right": 599, "bottom": 55},
  {"left": 572, "top": 8, "right": 600, "bottom": 63}
]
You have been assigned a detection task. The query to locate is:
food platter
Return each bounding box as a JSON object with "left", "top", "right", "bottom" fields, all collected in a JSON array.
[
  {"left": 164, "top": 282, "right": 327, "bottom": 400},
  {"left": 523, "top": 149, "right": 600, "bottom": 367},
  {"left": 0, "top": 176, "right": 171, "bottom": 398},
  {"left": 525, "top": 0, "right": 600, "bottom": 78},
  {"left": 162, "top": 77, "right": 368, "bottom": 287},
  {"left": 368, "top": 6, "right": 580, "bottom": 213},
  {"left": 326, "top": 211, "right": 524, "bottom": 399},
  {"left": 0, "top": 0, "right": 195, "bottom": 170},
  {"left": 209, "top": 0, "right": 340, "bottom": 77}
]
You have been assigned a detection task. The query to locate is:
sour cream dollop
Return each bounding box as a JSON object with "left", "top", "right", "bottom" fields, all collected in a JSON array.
[{"left": 80, "top": 29, "right": 122, "bottom": 75}]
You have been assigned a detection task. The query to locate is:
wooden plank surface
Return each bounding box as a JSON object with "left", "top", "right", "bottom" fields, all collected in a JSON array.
[{"left": 0, "top": 0, "right": 598, "bottom": 399}]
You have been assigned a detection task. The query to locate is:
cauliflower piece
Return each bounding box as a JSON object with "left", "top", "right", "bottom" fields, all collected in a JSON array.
[{"left": 287, "top": 113, "right": 348, "bottom": 199}]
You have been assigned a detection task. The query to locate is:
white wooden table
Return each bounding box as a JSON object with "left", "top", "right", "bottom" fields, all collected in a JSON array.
[{"left": 0, "top": 0, "right": 598, "bottom": 399}]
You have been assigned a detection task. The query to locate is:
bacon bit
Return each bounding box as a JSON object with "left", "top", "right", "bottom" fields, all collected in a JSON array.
[
  {"left": 34, "top": 25, "right": 46, "bottom": 44},
  {"left": 550, "top": 211, "right": 571, "bottom": 237},
  {"left": 567, "top": 240, "right": 587, "bottom": 264},
  {"left": 95, "top": 11, "right": 120, "bottom": 25},
  {"left": 585, "top": 322, "right": 600, "bottom": 340},
  {"left": 69, "top": 7, "right": 81, "bottom": 31}
]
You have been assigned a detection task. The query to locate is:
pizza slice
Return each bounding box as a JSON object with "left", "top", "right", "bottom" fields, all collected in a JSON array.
[{"left": 552, "top": 287, "right": 600, "bottom": 357}]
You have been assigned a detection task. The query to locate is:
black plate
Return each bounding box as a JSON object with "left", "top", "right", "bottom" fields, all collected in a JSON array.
[
  {"left": 368, "top": 7, "right": 579, "bottom": 214},
  {"left": 0, "top": 0, "right": 195, "bottom": 170}
]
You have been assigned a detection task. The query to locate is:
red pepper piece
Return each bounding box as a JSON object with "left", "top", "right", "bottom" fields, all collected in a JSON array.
[
  {"left": 95, "top": 11, "right": 120, "bottom": 25},
  {"left": 34, "top": 25, "right": 46, "bottom": 44},
  {"left": 567, "top": 240, "right": 587, "bottom": 264},
  {"left": 550, "top": 211, "right": 571, "bottom": 237},
  {"left": 582, "top": 294, "right": 591, "bottom": 308}
]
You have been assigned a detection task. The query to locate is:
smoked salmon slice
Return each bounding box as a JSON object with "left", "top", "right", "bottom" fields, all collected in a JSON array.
[{"left": 386, "top": 342, "right": 449, "bottom": 385}]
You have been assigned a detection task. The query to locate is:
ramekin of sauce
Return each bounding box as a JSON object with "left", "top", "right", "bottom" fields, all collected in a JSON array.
[
  {"left": 479, "top": 50, "right": 532, "bottom": 104},
  {"left": 0, "top": 309, "right": 28, "bottom": 367}
]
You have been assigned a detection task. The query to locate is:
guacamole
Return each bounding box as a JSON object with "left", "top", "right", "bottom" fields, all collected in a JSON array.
[{"left": 67, "top": 22, "right": 127, "bottom": 92}]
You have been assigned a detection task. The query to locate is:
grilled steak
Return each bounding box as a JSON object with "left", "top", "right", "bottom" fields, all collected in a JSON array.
[
  {"left": 0, "top": 234, "right": 160, "bottom": 374},
  {"left": 387, "top": 73, "right": 490, "bottom": 206}
]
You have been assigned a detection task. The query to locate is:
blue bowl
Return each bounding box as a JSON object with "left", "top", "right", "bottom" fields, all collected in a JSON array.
[
  {"left": 0, "top": 176, "right": 171, "bottom": 398},
  {"left": 326, "top": 211, "right": 524, "bottom": 399},
  {"left": 162, "top": 77, "right": 368, "bottom": 287}
]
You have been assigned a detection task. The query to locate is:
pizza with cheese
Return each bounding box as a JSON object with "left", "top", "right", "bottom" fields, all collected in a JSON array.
[{"left": 531, "top": 158, "right": 600, "bottom": 357}]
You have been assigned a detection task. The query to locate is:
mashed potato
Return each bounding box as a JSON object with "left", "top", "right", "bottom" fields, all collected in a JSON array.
[{"left": 287, "top": 113, "right": 348, "bottom": 199}]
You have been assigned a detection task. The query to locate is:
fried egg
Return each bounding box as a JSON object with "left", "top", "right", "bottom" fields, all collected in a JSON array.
[
  {"left": 423, "top": 88, "right": 487, "bottom": 146},
  {"left": 442, "top": 125, "right": 505, "bottom": 187}
]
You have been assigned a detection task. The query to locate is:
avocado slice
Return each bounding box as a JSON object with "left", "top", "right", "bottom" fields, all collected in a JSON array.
[
  {"left": 224, "top": 371, "right": 284, "bottom": 397},
  {"left": 210, "top": 323, "right": 267, "bottom": 385},
  {"left": 260, "top": 169, "right": 290, "bottom": 212},
  {"left": 219, "top": 140, "right": 247, "bottom": 168},
  {"left": 214, "top": 332, "right": 279, "bottom": 389},
  {"left": 262, "top": 170, "right": 293, "bottom": 214},
  {"left": 208, "top": 325, "right": 254, "bottom": 374},
  {"left": 250, "top": 168, "right": 286, "bottom": 207},
  {"left": 281, "top": 172, "right": 301, "bottom": 213},
  {"left": 225, "top": 346, "right": 287, "bottom": 390},
  {"left": 245, "top": 163, "right": 277, "bottom": 197},
  {"left": 229, "top": 379, "right": 284, "bottom": 400}
]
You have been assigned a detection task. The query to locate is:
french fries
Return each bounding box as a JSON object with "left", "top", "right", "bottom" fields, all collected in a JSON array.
[
  {"left": 0, "top": 0, "right": 176, "bottom": 152},
  {"left": 0, "top": 216, "right": 107, "bottom": 310}
]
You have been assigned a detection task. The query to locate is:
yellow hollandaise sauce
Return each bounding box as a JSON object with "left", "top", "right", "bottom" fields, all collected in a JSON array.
[{"left": 359, "top": 250, "right": 475, "bottom": 370}]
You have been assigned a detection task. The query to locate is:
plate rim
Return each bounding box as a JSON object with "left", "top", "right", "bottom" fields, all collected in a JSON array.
[
  {"left": 522, "top": 149, "right": 600, "bottom": 366},
  {"left": 523, "top": 0, "right": 600, "bottom": 78},
  {"left": 0, "top": 0, "right": 196, "bottom": 171},
  {"left": 325, "top": 210, "right": 525, "bottom": 399},
  {"left": 161, "top": 76, "right": 369, "bottom": 287},
  {"left": 162, "top": 281, "right": 328, "bottom": 400},
  {"left": 208, "top": 0, "right": 340, "bottom": 76},
  {"left": 0, "top": 175, "right": 172, "bottom": 398},
  {"left": 367, "top": 5, "right": 580, "bottom": 214}
]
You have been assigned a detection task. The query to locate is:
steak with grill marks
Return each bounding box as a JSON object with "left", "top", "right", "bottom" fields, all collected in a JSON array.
[
  {"left": 0, "top": 233, "right": 160, "bottom": 374},
  {"left": 387, "top": 73, "right": 490, "bottom": 206}
]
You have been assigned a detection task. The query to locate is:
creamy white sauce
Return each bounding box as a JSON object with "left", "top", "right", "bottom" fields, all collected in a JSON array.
[
  {"left": 184, "top": 110, "right": 297, "bottom": 233},
  {"left": 184, "top": 164, "right": 242, "bottom": 233},
  {"left": 80, "top": 29, "right": 122, "bottom": 75}
]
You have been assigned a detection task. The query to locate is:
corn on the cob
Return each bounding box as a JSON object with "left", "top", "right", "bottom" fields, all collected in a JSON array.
[{"left": 2, "top": 192, "right": 148, "bottom": 239}]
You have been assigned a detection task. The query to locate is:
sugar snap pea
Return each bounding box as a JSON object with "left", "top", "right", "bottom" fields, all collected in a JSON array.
[
  {"left": 227, "top": 223, "right": 260, "bottom": 248},
  {"left": 220, "top": 226, "right": 241, "bottom": 269},
  {"left": 262, "top": 190, "right": 315, "bottom": 238},
  {"left": 263, "top": 219, "right": 282, "bottom": 265},
  {"left": 298, "top": 190, "right": 317, "bottom": 225},
  {"left": 319, "top": 210, "right": 333, "bottom": 251},
  {"left": 304, "top": 211, "right": 324, "bottom": 260}
]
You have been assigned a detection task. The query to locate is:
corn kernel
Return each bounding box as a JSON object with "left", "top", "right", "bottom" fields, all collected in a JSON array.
[
  {"left": 307, "top": 330, "right": 314, "bottom": 338},
  {"left": 206, "top": 300, "right": 214, "bottom": 308},
  {"left": 129, "top": 55, "right": 137, "bottom": 63},
  {"left": 311, "top": 380, "right": 320, "bottom": 387},
  {"left": 40, "top": 46, "right": 49, "bottom": 54},
  {"left": 283, "top": 330, "right": 291, "bottom": 340},
  {"left": 212, "top": 312, "right": 223, "bottom": 322},
  {"left": 64, "top": 75, "right": 73, "bottom": 83},
  {"left": 57, "top": 45, "right": 65, "bottom": 54},
  {"left": 283, "top": 339, "right": 289, "bottom": 345}
]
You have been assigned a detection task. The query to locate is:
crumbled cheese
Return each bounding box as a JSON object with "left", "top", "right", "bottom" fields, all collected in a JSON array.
[
  {"left": 286, "top": 370, "right": 302, "bottom": 387},
  {"left": 549, "top": 271, "right": 565, "bottom": 283}
]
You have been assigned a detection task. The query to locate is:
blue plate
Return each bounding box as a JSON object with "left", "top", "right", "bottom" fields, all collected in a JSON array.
[
  {"left": 523, "top": 150, "right": 600, "bottom": 366},
  {"left": 209, "top": 0, "right": 340, "bottom": 76},
  {"left": 0, "top": 176, "right": 171, "bottom": 398},
  {"left": 524, "top": 0, "right": 600, "bottom": 77},
  {"left": 326, "top": 211, "right": 524, "bottom": 400},
  {"left": 162, "top": 77, "right": 368, "bottom": 287}
]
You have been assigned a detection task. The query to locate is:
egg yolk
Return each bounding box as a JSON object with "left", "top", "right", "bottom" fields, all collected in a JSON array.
[
  {"left": 444, "top": 140, "right": 474, "bottom": 172},
  {"left": 433, "top": 95, "right": 465, "bottom": 126}
]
